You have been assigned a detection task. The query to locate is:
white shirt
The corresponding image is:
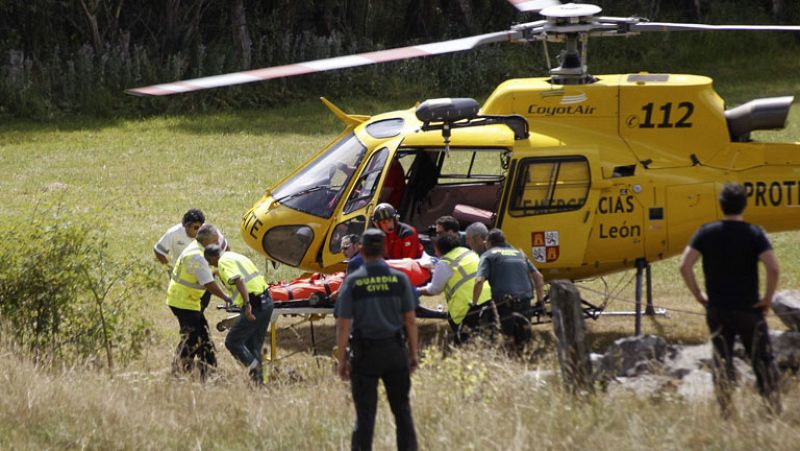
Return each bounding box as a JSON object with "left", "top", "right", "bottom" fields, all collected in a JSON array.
[
  {"left": 155, "top": 223, "right": 228, "bottom": 261},
  {"left": 422, "top": 259, "right": 454, "bottom": 296},
  {"left": 154, "top": 224, "right": 192, "bottom": 259}
]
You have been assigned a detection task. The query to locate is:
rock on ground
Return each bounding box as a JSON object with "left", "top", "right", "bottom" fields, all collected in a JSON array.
[
  {"left": 772, "top": 290, "right": 800, "bottom": 331},
  {"left": 596, "top": 335, "right": 673, "bottom": 379},
  {"left": 771, "top": 330, "right": 800, "bottom": 372}
]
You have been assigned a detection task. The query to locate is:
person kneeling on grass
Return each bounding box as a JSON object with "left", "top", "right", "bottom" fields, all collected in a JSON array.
[
  {"left": 419, "top": 234, "right": 492, "bottom": 344},
  {"left": 204, "top": 245, "right": 273, "bottom": 385}
]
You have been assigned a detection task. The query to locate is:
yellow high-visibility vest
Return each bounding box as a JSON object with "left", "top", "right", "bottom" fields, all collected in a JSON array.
[
  {"left": 217, "top": 252, "right": 268, "bottom": 307},
  {"left": 441, "top": 246, "right": 492, "bottom": 325},
  {"left": 166, "top": 241, "right": 207, "bottom": 311}
]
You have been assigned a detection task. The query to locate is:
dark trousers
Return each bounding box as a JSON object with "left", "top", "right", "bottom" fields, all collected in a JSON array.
[
  {"left": 170, "top": 306, "right": 217, "bottom": 378},
  {"left": 225, "top": 298, "right": 273, "bottom": 382},
  {"left": 350, "top": 339, "right": 417, "bottom": 451},
  {"left": 488, "top": 297, "right": 532, "bottom": 347},
  {"left": 448, "top": 303, "right": 486, "bottom": 344},
  {"left": 706, "top": 306, "right": 780, "bottom": 413}
]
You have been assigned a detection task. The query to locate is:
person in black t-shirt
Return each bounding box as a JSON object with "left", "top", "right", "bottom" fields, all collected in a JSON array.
[{"left": 679, "top": 183, "right": 781, "bottom": 415}]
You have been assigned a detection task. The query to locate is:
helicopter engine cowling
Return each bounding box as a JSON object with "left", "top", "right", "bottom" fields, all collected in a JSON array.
[{"left": 725, "top": 96, "right": 794, "bottom": 142}]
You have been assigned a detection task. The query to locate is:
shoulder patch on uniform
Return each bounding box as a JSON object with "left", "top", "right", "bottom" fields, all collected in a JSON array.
[{"left": 397, "top": 223, "right": 414, "bottom": 238}]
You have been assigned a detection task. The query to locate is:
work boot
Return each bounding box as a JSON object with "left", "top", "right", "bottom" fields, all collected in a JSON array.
[{"left": 248, "top": 360, "right": 264, "bottom": 386}]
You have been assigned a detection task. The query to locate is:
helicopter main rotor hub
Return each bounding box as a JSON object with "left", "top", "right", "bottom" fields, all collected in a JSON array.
[
  {"left": 540, "top": 3, "right": 601, "bottom": 24},
  {"left": 537, "top": 4, "right": 604, "bottom": 85}
]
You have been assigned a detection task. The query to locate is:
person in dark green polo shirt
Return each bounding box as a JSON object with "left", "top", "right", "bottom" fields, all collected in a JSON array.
[{"left": 472, "top": 228, "right": 544, "bottom": 348}]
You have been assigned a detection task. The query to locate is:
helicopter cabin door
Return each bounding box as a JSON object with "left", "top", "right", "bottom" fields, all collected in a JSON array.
[
  {"left": 496, "top": 152, "right": 601, "bottom": 279},
  {"left": 320, "top": 138, "right": 402, "bottom": 268}
]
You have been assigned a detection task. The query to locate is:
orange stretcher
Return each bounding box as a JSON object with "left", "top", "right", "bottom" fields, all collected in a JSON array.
[{"left": 267, "top": 259, "right": 432, "bottom": 307}]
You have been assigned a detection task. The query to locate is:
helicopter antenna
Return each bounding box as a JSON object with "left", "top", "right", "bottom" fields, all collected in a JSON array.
[{"left": 541, "top": 37, "right": 552, "bottom": 71}]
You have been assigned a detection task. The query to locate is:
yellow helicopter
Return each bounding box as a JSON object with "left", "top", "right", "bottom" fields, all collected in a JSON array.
[{"left": 129, "top": 1, "right": 800, "bottom": 330}]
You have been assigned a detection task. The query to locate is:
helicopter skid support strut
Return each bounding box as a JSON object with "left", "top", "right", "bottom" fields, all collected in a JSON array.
[{"left": 634, "top": 258, "right": 656, "bottom": 336}]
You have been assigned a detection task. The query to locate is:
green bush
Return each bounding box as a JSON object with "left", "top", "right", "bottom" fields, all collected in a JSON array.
[{"left": 0, "top": 204, "right": 156, "bottom": 370}]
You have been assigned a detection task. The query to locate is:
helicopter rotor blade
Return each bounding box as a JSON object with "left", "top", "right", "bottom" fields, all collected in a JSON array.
[
  {"left": 126, "top": 29, "right": 526, "bottom": 96},
  {"left": 507, "top": 0, "right": 561, "bottom": 13},
  {"left": 631, "top": 22, "right": 800, "bottom": 33}
]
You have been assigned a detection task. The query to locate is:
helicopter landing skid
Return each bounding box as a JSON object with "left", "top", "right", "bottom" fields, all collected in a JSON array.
[
  {"left": 528, "top": 296, "right": 603, "bottom": 326},
  {"left": 594, "top": 308, "right": 669, "bottom": 318}
]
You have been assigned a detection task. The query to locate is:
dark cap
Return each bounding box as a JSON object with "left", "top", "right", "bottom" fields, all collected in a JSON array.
[{"left": 361, "top": 228, "right": 385, "bottom": 256}]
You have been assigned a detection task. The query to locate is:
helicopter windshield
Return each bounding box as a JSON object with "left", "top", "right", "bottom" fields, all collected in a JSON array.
[{"left": 272, "top": 132, "right": 366, "bottom": 218}]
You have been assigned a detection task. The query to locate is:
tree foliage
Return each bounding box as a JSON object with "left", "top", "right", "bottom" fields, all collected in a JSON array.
[
  {"left": 0, "top": 0, "right": 797, "bottom": 116},
  {"left": 0, "top": 203, "right": 156, "bottom": 369}
]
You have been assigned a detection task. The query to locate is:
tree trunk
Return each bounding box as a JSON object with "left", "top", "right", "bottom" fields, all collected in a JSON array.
[
  {"left": 771, "top": 0, "right": 785, "bottom": 18},
  {"left": 550, "top": 280, "right": 594, "bottom": 395},
  {"left": 232, "top": 0, "right": 252, "bottom": 69},
  {"left": 77, "top": 0, "right": 103, "bottom": 52}
]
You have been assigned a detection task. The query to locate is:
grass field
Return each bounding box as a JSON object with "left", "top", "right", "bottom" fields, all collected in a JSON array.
[{"left": 2, "top": 72, "right": 800, "bottom": 449}]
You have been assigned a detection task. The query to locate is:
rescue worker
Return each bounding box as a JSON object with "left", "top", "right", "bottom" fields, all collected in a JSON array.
[
  {"left": 679, "top": 182, "right": 781, "bottom": 415},
  {"left": 342, "top": 234, "right": 364, "bottom": 274},
  {"left": 419, "top": 234, "right": 492, "bottom": 343},
  {"left": 155, "top": 209, "right": 229, "bottom": 312},
  {"left": 335, "top": 228, "right": 419, "bottom": 451},
  {"left": 153, "top": 208, "right": 205, "bottom": 266},
  {"left": 166, "top": 224, "right": 231, "bottom": 379},
  {"left": 472, "top": 228, "right": 545, "bottom": 348},
  {"left": 373, "top": 203, "right": 424, "bottom": 260},
  {"left": 434, "top": 215, "right": 468, "bottom": 249},
  {"left": 204, "top": 245, "right": 274, "bottom": 385},
  {"left": 330, "top": 234, "right": 363, "bottom": 303},
  {"left": 154, "top": 209, "right": 231, "bottom": 267},
  {"left": 464, "top": 222, "right": 489, "bottom": 255},
  {"left": 434, "top": 215, "right": 460, "bottom": 238}
]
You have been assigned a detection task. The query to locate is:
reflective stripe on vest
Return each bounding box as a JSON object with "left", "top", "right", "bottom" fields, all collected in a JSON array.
[
  {"left": 440, "top": 247, "right": 491, "bottom": 325},
  {"left": 219, "top": 252, "right": 268, "bottom": 307},
  {"left": 166, "top": 241, "right": 206, "bottom": 311}
]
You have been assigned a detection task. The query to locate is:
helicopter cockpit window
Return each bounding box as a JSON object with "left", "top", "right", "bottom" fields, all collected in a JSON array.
[
  {"left": 272, "top": 132, "right": 366, "bottom": 218},
  {"left": 343, "top": 147, "right": 389, "bottom": 214},
  {"left": 329, "top": 215, "right": 367, "bottom": 254},
  {"left": 366, "top": 118, "right": 404, "bottom": 139},
  {"left": 510, "top": 156, "right": 590, "bottom": 216}
]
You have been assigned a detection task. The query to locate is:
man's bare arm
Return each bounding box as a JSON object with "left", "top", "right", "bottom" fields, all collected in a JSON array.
[
  {"left": 234, "top": 278, "right": 255, "bottom": 321},
  {"left": 154, "top": 250, "right": 169, "bottom": 265},
  {"left": 203, "top": 281, "right": 231, "bottom": 303},
  {"left": 472, "top": 277, "right": 486, "bottom": 306},
  {"left": 335, "top": 318, "right": 352, "bottom": 380},
  {"left": 531, "top": 270, "right": 545, "bottom": 302},
  {"left": 679, "top": 246, "right": 707, "bottom": 305},
  {"left": 754, "top": 249, "right": 779, "bottom": 310},
  {"left": 403, "top": 311, "right": 419, "bottom": 373}
]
